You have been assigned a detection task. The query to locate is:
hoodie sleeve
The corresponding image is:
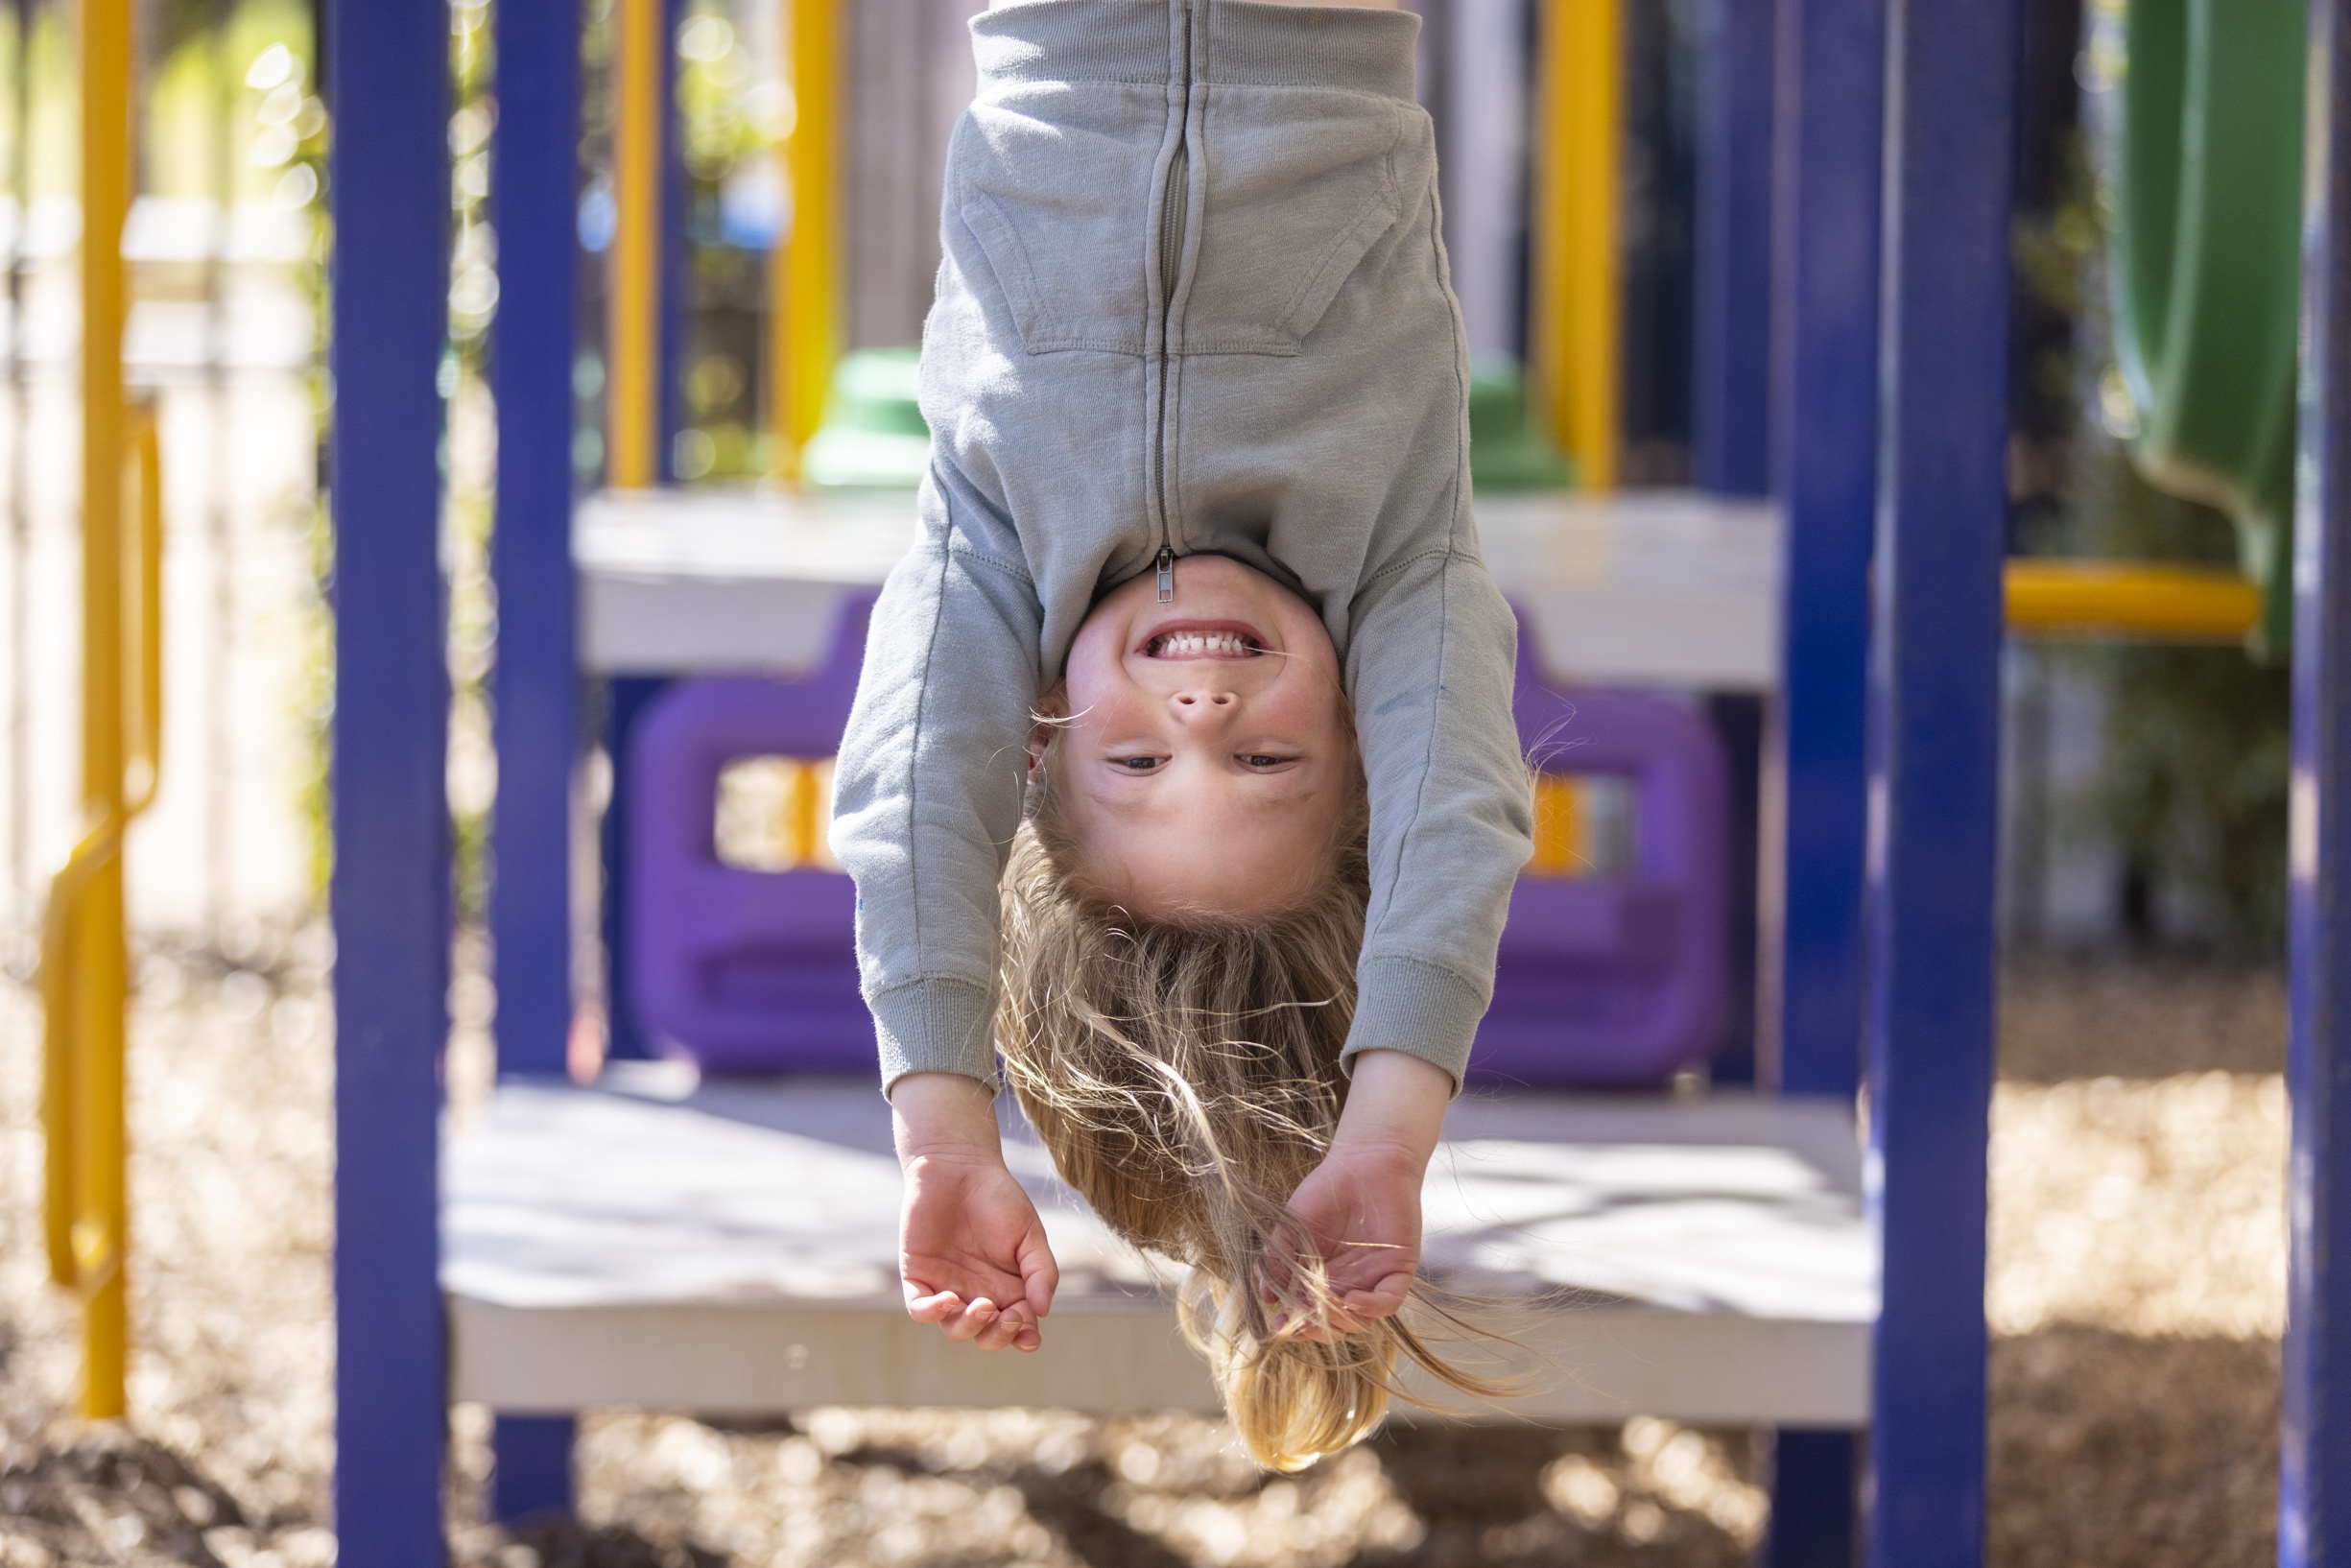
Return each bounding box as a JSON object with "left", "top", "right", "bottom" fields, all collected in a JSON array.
[
  {"left": 828, "top": 462, "right": 1043, "bottom": 1096},
  {"left": 1340, "top": 542, "right": 1532, "bottom": 1092}
]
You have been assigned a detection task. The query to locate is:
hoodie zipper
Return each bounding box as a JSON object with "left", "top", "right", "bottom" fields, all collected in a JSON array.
[{"left": 1152, "top": 5, "right": 1192, "bottom": 603}]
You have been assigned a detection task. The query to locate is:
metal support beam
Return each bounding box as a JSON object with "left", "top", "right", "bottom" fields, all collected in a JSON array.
[
  {"left": 1695, "top": 0, "right": 1775, "bottom": 496},
  {"left": 491, "top": 0, "right": 582, "bottom": 1081},
  {"left": 1767, "top": 0, "right": 1880, "bottom": 1104},
  {"left": 1532, "top": 0, "right": 1623, "bottom": 489},
  {"left": 775, "top": 0, "right": 842, "bottom": 479},
  {"left": 489, "top": 0, "right": 584, "bottom": 1509},
  {"left": 490, "top": 1414, "right": 577, "bottom": 1525},
  {"left": 1762, "top": 0, "right": 1882, "bottom": 1549},
  {"left": 327, "top": 0, "right": 450, "bottom": 1554},
  {"left": 1864, "top": 0, "right": 2019, "bottom": 1558},
  {"left": 1765, "top": 1428, "right": 1859, "bottom": 1568},
  {"left": 2285, "top": 0, "right": 2351, "bottom": 1557},
  {"left": 600, "top": 676, "right": 672, "bottom": 1060}
]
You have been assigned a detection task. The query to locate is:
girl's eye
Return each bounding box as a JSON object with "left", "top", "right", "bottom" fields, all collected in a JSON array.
[
  {"left": 1243, "top": 754, "right": 1282, "bottom": 769},
  {"left": 1115, "top": 756, "right": 1160, "bottom": 772}
]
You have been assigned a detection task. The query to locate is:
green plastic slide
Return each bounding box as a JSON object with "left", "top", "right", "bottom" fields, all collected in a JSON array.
[{"left": 2108, "top": 0, "right": 2306, "bottom": 654}]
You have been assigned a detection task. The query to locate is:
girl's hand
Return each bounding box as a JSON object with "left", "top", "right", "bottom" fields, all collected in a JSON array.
[
  {"left": 892, "top": 1073, "right": 1060, "bottom": 1352},
  {"left": 1278, "top": 1049, "right": 1451, "bottom": 1341}
]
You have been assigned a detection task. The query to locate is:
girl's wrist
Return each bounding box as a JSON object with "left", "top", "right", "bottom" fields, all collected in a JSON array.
[
  {"left": 891, "top": 1071, "right": 1007, "bottom": 1165},
  {"left": 1331, "top": 1049, "right": 1450, "bottom": 1169}
]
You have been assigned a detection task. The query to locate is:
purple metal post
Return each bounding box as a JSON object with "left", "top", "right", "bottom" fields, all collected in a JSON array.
[
  {"left": 2284, "top": 0, "right": 2351, "bottom": 1556},
  {"left": 1767, "top": 0, "right": 1881, "bottom": 1105},
  {"left": 326, "top": 0, "right": 450, "bottom": 1553},
  {"left": 489, "top": 0, "right": 581, "bottom": 1080},
  {"left": 487, "top": 0, "right": 584, "bottom": 1509},
  {"left": 1760, "top": 0, "right": 1882, "bottom": 1543},
  {"left": 1864, "top": 0, "right": 2020, "bottom": 1558}
]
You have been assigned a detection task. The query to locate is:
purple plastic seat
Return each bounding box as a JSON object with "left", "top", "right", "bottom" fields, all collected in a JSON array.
[
  {"left": 1467, "top": 617, "right": 1732, "bottom": 1088},
  {"left": 627, "top": 596, "right": 874, "bottom": 1074}
]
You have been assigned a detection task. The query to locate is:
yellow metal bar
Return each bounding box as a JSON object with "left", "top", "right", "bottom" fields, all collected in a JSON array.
[
  {"left": 59, "top": 0, "right": 136, "bottom": 1422},
  {"left": 772, "top": 0, "right": 839, "bottom": 485},
  {"left": 130, "top": 407, "right": 161, "bottom": 802},
  {"left": 1531, "top": 0, "right": 1620, "bottom": 492},
  {"left": 42, "top": 404, "right": 160, "bottom": 1412},
  {"left": 2004, "top": 558, "right": 2262, "bottom": 641},
  {"left": 608, "top": 0, "right": 664, "bottom": 487}
]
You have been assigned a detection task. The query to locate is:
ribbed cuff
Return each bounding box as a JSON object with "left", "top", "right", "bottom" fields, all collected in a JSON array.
[
  {"left": 973, "top": 0, "right": 1421, "bottom": 102},
  {"left": 870, "top": 977, "right": 1001, "bottom": 1098},
  {"left": 1341, "top": 955, "right": 1489, "bottom": 1094}
]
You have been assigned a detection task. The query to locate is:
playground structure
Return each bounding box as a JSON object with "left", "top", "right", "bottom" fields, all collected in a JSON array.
[
  {"left": 37, "top": 0, "right": 163, "bottom": 1424},
  {"left": 26, "top": 0, "right": 2351, "bottom": 1564}
]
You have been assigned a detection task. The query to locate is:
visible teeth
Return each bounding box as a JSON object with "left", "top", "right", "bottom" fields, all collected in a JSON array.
[{"left": 1151, "top": 630, "right": 1257, "bottom": 657}]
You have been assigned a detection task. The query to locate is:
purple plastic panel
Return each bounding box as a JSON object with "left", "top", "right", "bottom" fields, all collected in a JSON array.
[
  {"left": 629, "top": 596, "right": 1726, "bottom": 1086},
  {"left": 627, "top": 597, "right": 873, "bottom": 1073},
  {"left": 1469, "top": 621, "right": 1733, "bottom": 1088}
]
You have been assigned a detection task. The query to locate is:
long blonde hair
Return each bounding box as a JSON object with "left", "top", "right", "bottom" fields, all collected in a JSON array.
[{"left": 997, "top": 761, "right": 1504, "bottom": 1471}]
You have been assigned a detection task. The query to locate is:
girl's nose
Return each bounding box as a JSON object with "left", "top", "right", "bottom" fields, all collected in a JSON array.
[{"left": 1172, "top": 689, "right": 1237, "bottom": 719}]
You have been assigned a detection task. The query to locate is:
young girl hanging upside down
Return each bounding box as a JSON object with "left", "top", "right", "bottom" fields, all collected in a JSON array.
[{"left": 829, "top": 0, "right": 1533, "bottom": 1472}]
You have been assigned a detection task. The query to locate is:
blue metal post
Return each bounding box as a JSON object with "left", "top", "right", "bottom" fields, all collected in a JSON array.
[
  {"left": 600, "top": 675, "right": 669, "bottom": 1059},
  {"left": 1767, "top": 1428, "right": 1859, "bottom": 1568},
  {"left": 490, "top": 1414, "right": 577, "bottom": 1523},
  {"left": 1760, "top": 0, "right": 1882, "bottom": 1551},
  {"left": 1767, "top": 0, "right": 1880, "bottom": 1104},
  {"left": 1695, "top": 0, "right": 1776, "bottom": 495},
  {"left": 1864, "top": 0, "right": 2018, "bottom": 1558},
  {"left": 489, "top": 0, "right": 583, "bottom": 1513},
  {"left": 1708, "top": 693, "right": 1763, "bottom": 1087},
  {"left": 2285, "top": 0, "right": 2351, "bottom": 1557},
  {"left": 490, "top": 0, "right": 580, "bottom": 1082},
  {"left": 327, "top": 0, "right": 449, "bottom": 1556}
]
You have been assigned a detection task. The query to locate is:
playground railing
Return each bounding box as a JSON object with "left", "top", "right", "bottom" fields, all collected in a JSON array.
[{"left": 39, "top": 396, "right": 162, "bottom": 1419}]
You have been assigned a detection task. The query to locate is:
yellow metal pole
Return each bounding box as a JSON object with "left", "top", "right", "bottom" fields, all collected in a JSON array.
[
  {"left": 608, "top": 0, "right": 664, "bottom": 487},
  {"left": 73, "top": 0, "right": 133, "bottom": 1421},
  {"left": 1531, "top": 0, "right": 1620, "bottom": 492},
  {"left": 772, "top": 0, "right": 838, "bottom": 485}
]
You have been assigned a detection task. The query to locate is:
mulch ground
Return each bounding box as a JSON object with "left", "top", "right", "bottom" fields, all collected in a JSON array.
[{"left": 0, "top": 949, "right": 2292, "bottom": 1565}]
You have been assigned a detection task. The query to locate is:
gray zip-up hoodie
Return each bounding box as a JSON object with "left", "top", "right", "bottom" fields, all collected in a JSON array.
[{"left": 830, "top": 0, "right": 1533, "bottom": 1095}]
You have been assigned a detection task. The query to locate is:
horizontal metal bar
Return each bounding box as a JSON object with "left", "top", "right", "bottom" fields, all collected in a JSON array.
[{"left": 2005, "top": 558, "right": 2261, "bottom": 640}]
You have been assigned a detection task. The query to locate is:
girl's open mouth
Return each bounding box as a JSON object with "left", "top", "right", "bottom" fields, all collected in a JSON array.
[{"left": 1142, "top": 620, "right": 1267, "bottom": 658}]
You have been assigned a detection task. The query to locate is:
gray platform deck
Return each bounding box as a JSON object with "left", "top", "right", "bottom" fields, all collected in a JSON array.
[
  {"left": 443, "top": 1067, "right": 1873, "bottom": 1425},
  {"left": 575, "top": 487, "right": 1780, "bottom": 691}
]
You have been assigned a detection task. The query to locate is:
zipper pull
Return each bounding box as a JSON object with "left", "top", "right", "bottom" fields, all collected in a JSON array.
[{"left": 1156, "top": 546, "right": 1176, "bottom": 603}]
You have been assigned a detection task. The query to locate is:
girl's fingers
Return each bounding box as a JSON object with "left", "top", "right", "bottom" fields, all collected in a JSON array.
[
  {"left": 938, "top": 1297, "right": 1002, "bottom": 1342},
  {"left": 1340, "top": 1279, "right": 1410, "bottom": 1320},
  {"left": 906, "top": 1287, "right": 962, "bottom": 1322},
  {"left": 1019, "top": 1230, "right": 1061, "bottom": 1318},
  {"left": 976, "top": 1303, "right": 1033, "bottom": 1352}
]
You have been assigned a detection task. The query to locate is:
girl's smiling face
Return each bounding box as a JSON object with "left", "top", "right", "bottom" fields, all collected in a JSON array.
[{"left": 1045, "top": 555, "right": 1354, "bottom": 918}]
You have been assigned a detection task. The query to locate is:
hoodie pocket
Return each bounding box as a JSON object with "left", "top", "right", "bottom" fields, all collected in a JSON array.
[
  {"left": 1176, "top": 92, "right": 1427, "bottom": 356},
  {"left": 952, "top": 86, "right": 1167, "bottom": 356}
]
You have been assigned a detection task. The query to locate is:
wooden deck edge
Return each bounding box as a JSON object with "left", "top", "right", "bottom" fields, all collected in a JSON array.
[{"left": 449, "top": 1295, "right": 1868, "bottom": 1427}]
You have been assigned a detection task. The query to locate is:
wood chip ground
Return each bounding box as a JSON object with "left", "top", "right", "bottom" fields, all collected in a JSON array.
[{"left": 0, "top": 951, "right": 2290, "bottom": 1566}]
